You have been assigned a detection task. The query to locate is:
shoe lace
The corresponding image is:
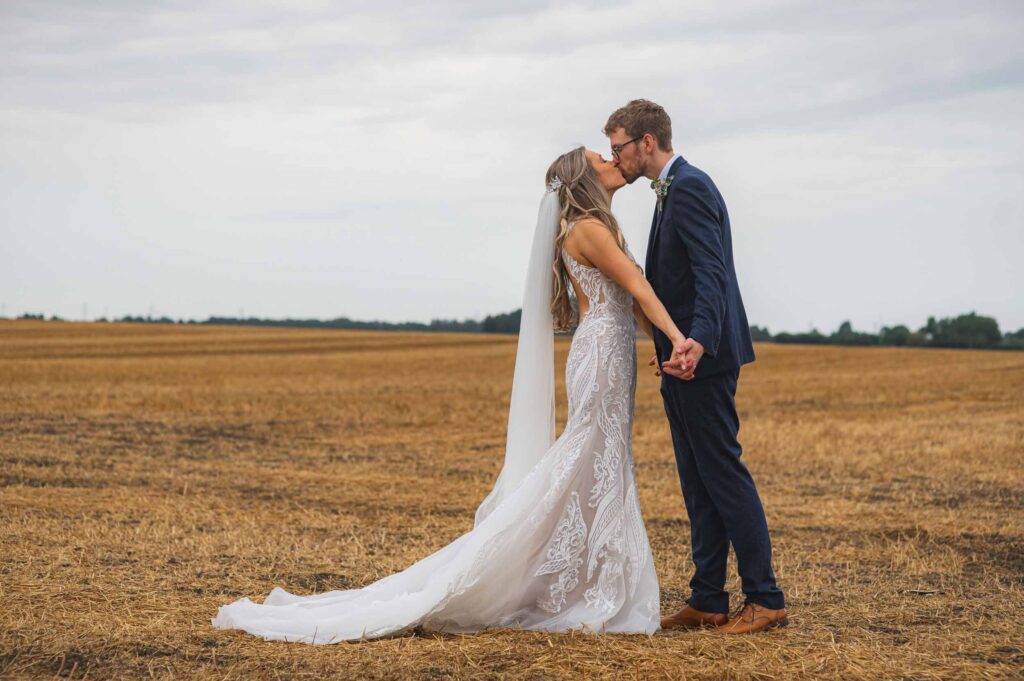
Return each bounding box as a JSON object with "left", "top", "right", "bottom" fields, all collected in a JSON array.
[{"left": 730, "top": 600, "right": 757, "bottom": 622}]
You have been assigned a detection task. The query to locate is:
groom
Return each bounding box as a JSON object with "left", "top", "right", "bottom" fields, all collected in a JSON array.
[{"left": 605, "top": 99, "right": 787, "bottom": 634}]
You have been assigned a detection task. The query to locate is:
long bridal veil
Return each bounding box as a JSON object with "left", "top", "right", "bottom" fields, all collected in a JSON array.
[{"left": 474, "top": 187, "right": 560, "bottom": 525}]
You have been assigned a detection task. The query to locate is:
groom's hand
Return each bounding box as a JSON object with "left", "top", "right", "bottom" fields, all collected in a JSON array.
[
  {"left": 662, "top": 340, "right": 696, "bottom": 380},
  {"left": 648, "top": 353, "right": 661, "bottom": 377}
]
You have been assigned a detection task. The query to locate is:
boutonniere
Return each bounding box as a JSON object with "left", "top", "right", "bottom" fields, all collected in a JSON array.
[{"left": 651, "top": 175, "right": 674, "bottom": 212}]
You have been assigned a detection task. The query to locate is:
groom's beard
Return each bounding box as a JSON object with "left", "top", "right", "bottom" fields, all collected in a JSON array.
[{"left": 621, "top": 169, "right": 643, "bottom": 184}]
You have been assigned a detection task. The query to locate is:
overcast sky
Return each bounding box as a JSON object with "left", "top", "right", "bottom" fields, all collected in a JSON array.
[{"left": 2, "top": 0, "right": 1022, "bottom": 333}]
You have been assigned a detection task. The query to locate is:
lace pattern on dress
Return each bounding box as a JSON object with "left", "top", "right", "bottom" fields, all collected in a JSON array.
[
  {"left": 535, "top": 492, "right": 587, "bottom": 613},
  {"left": 532, "top": 220, "right": 650, "bottom": 615}
]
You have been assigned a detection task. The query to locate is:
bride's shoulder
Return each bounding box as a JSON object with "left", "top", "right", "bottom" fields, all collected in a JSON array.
[
  {"left": 566, "top": 217, "right": 612, "bottom": 240},
  {"left": 566, "top": 219, "right": 618, "bottom": 254}
]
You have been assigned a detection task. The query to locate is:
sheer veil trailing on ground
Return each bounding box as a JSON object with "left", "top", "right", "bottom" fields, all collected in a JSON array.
[{"left": 211, "top": 186, "right": 659, "bottom": 643}]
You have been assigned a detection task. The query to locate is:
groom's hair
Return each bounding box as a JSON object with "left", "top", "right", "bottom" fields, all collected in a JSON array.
[{"left": 604, "top": 99, "right": 673, "bottom": 152}]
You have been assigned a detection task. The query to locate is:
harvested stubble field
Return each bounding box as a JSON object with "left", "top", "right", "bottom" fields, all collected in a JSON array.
[{"left": 1, "top": 320, "right": 1022, "bottom": 680}]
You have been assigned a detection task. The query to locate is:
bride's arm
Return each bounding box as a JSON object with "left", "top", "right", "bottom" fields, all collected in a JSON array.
[
  {"left": 569, "top": 218, "right": 685, "bottom": 350},
  {"left": 633, "top": 299, "right": 655, "bottom": 339}
]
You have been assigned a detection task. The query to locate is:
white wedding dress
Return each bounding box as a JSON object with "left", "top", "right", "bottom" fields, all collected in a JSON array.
[{"left": 212, "top": 220, "right": 660, "bottom": 643}]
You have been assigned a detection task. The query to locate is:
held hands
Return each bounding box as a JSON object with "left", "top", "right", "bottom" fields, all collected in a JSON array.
[{"left": 661, "top": 337, "right": 705, "bottom": 381}]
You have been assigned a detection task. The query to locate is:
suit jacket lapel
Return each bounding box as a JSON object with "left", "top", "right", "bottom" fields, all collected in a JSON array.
[
  {"left": 644, "top": 208, "right": 659, "bottom": 281},
  {"left": 644, "top": 156, "right": 688, "bottom": 281}
]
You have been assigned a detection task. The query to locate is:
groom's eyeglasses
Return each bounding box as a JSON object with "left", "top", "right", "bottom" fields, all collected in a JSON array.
[{"left": 611, "top": 136, "right": 643, "bottom": 159}]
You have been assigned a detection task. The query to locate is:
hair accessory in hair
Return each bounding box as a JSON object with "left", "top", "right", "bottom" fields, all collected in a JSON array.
[{"left": 546, "top": 177, "right": 564, "bottom": 193}]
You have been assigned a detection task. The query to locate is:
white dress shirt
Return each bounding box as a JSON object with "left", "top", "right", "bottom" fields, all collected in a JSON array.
[{"left": 658, "top": 154, "right": 682, "bottom": 181}]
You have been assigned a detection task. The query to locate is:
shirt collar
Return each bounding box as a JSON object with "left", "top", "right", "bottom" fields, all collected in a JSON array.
[{"left": 658, "top": 154, "right": 681, "bottom": 181}]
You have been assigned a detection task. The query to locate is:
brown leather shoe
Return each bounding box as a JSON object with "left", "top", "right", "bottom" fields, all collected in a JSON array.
[
  {"left": 660, "top": 604, "right": 728, "bottom": 630},
  {"left": 714, "top": 602, "right": 789, "bottom": 634}
]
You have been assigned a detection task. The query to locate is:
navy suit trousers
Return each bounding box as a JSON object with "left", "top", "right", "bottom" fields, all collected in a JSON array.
[{"left": 659, "top": 367, "right": 785, "bottom": 612}]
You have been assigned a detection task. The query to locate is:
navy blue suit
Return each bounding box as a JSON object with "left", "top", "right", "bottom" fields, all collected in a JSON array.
[{"left": 645, "top": 156, "right": 784, "bottom": 612}]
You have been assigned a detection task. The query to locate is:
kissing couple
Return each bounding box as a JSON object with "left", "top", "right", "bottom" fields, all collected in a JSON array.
[{"left": 213, "top": 99, "right": 788, "bottom": 642}]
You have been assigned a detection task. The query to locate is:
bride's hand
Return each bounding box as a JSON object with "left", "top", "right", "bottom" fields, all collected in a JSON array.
[{"left": 648, "top": 353, "right": 661, "bottom": 377}]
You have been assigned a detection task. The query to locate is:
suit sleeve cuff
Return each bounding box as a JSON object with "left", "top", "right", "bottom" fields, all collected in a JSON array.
[{"left": 689, "top": 323, "right": 719, "bottom": 359}]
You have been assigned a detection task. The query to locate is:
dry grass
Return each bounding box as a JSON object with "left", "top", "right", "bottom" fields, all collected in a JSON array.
[{"left": 1, "top": 320, "right": 1022, "bottom": 680}]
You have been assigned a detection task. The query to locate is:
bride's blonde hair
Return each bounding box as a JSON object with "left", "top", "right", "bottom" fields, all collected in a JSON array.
[{"left": 545, "top": 146, "right": 628, "bottom": 331}]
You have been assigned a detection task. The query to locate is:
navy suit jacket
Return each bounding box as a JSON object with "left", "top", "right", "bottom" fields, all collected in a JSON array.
[{"left": 644, "top": 156, "right": 756, "bottom": 379}]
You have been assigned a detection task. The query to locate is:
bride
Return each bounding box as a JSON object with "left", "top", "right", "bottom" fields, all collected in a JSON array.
[{"left": 212, "top": 146, "right": 690, "bottom": 643}]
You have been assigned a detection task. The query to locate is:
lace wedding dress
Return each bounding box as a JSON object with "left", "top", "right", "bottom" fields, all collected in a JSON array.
[{"left": 212, "top": 220, "right": 659, "bottom": 643}]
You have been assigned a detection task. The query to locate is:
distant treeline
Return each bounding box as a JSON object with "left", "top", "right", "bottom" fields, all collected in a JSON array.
[
  {"left": 750, "top": 313, "right": 1024, "bottom": 350},
  {"left": 15, "top": 311, "right": 522, "bottom": 334},
  {"left": 13, "top": 310, "right": 1023, "bottom": 350}
]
